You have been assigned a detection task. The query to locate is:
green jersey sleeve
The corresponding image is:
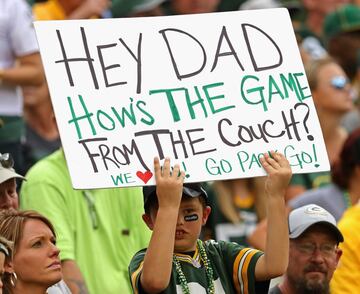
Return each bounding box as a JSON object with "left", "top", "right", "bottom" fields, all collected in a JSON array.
[{"left": 129, "top": 249, "right": 146, "bottom": 294}]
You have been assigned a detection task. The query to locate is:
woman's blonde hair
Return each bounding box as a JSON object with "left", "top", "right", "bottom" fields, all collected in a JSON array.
[
  {"left": 305, "top": 56, "right": 336, "bottom": 90},
  {"left": 0, "top": 209, "right": 56, "bottom": 294},
  {"left": 0, "top": 236, "right": 13, "bottom": 260}
]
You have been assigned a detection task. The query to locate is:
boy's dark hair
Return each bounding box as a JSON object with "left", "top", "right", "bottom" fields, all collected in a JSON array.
[{"left": 143, "top": 183, "right": 208, "bottom": 214}]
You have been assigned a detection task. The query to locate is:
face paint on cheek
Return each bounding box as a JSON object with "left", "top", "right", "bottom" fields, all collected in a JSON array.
[{"left": 184, "top": 214, "right": 199, "bottom": 222}]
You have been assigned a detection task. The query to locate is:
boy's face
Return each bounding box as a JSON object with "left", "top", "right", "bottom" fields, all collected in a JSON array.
[{"left": 144, "top": 196, "right": 211, "bottom": 252}]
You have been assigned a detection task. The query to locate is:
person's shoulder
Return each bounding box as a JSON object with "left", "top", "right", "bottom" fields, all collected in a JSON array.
[
  {"left": 289, "top": 184, "right": 341, "bottom": 208},
  {"left": 33, "top": 0, "right": 66, "bottom": 21},
  {"left": 96, "top": 185, "right": 143, "bottom": 202},
  {"left": 3, "top": 0, "right": 29, "bottom": 9},
  {"left": 1, "top": 0, "right": 31, "bottom": 19},
  {"left": 338, "top": 204, "right": 360, "bottom": 230},
  {"left": 25, "top": 149, "right": 68, "bottom": 181}
]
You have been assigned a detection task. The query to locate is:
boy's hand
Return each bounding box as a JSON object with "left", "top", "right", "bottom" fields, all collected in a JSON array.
[
  {"left": 260, "top": 151, "right": 292, "bottom": 197},
  {"left": 154, "top": 157, "right": 185, "bottom": 210}
]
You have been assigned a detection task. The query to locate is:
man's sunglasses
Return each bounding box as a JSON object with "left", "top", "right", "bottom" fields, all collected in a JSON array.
[
  {"left": 331, "top": 76, "right": 349, "bottom": 90},
  {"left": 0, "top": 153, "right": 14, "bottom": 169}
]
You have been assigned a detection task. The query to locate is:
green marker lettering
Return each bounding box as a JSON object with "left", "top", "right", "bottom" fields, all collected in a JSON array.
[{"left": 67, "top": 95, "right": 96, "bottom": 140}]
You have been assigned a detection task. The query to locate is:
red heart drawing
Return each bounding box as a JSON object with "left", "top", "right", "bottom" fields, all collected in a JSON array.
[{"left": 136, "top": 170, "right": 153, "bottom": 184}]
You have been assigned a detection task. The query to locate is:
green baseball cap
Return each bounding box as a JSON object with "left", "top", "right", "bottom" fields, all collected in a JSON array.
[{"left": 323, "top": 5, "right": 360, "bottom": 44}]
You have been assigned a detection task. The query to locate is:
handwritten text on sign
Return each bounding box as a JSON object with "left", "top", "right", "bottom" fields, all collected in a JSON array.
[{"left": 34, "top": 9, "right": 329, "bottom": 189}]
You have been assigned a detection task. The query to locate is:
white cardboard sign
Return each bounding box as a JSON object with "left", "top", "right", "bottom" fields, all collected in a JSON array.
[{"left": 34, "top": 9, "right": 330, "bottom": 189}]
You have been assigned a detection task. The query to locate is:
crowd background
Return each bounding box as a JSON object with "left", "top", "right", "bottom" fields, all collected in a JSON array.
[{"left": 0, "top": 0, "right": 359, "bottom": 293}]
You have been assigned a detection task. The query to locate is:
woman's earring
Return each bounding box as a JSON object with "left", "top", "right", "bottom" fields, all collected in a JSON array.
[{"left": 10, "top": 272, "right": 17, "bottom": 287}]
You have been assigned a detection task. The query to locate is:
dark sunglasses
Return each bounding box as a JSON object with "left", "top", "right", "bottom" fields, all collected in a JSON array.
[
  {"left": 0, "top": 153, "right": 14, "bottom": 169},
  {"left": 330, "top": 76, "right": 349, "bottom": 90}
]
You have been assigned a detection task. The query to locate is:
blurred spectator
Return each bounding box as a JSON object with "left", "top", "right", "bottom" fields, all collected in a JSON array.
[
  {"left": 294, "top": 0, "right": 350, "bottom": 60},
  {"left": 22, "top": 0, "right": 112, "bottom": 173},
  {"left": 323, "top": 4, "right": 360, "bottom": 133},
  {"left": 297, "top": 0, "right": 349, "bottom": 42},
  {"left": 286, "top": 57, "right": 353, "bottom": 201},
  {"left": 128, "top": 0, "right": 166, "bottom": 17},
  {"left": 110, "top": 0, "right": 165, "bottom": 17},
  {"left": 0, "top": 236, "right": 12, "bottom": 294},
  {"left": 0, "top": 153, "right": 25, "bottom": 210},
  {"left": 217, "top": 0, "right": 245, "bottom": 11},
  {"left": 20, "top": 149, "right": 151, "bottom": 294},
  {"left": 330, "top": 201, "right": 360, "bottom": 293},
  {"left": 32, "top": 0, "right": 111, "bottom": 20},
  {"left": 239, "top": 0, "right": 281, "bottom": 10},
  {"left": 22, "top": 82, "right": 61, "bottom": 173},
  {"left": 162, "top": 0, "right": 220, "bottom": 15},
  {"left": 269, "top": 204, "right": 343, "bottom": 294},
  {"left": 206, "top": 178, "right": 266, "bottom": 245},
  {"left": 0, "top": 209, "right": 71, "bottom": 294},
  {"left": 22, "top": 0, "right": 168, "bottom": 173},
  {"left": 323, "top": 4, "right": 360, "bottom": 84},
  {"left": 289, "top": 128, "right": 360, "bottom": 221},
  {"left": 0, "top": 0, "right": 44, "bottom": 175}
]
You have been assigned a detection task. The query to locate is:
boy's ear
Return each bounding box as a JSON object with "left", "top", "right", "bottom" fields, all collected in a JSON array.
[
  {"left": 142, "top": 214, "right": 154, "bottom": 231},
  {"left": 202, "top": 206, "right": 211, "bottom": 226}
]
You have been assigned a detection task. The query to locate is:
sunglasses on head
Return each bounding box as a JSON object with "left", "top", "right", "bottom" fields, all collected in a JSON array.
[
  {"left": 330, "top": 76, "right": 349, "bottom": 90},
  {"left": 0, "top": 243, "right": 9, "bottom": 257},
  {"left": 0, "top": 153, "right": 14, "bottom": 169}
]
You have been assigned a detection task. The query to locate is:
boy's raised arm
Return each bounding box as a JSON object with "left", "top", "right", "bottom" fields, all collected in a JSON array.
[
  {"left": 140, "top": 157, "right": 185, "bottom": 293},
  {"left": 255, "top": 151, "right": 292, "bottom": 280}
]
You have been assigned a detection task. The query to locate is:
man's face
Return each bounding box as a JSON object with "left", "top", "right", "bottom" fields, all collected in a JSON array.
[
  {"left": 0, "top": 178, "right": 18, "bottom": 210},
  {"left": 287, "top": 224, "right": 342, "bottom": 294}
]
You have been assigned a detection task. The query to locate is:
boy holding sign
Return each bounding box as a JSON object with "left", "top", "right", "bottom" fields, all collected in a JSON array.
[{"left": 129, "top": 151, "right": 292, "bottom": 293}]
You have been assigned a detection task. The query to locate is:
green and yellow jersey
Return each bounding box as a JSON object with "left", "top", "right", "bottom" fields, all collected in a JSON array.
[{"left": 129, "top": 240, "right": 269, "bottom": 294}]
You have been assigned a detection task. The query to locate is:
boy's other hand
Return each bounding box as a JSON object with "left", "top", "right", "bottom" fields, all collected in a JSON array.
[
  {"left": 154, "top": 157, "right": 185, "bottom": 210},
  {"left": 260, "top": 151, "right": 292, "bottom": 198}
]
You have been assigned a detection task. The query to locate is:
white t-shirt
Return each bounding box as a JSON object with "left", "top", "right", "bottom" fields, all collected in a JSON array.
[
  {"left": 0, "top": 0, "right": 39, "bottom": 116},
  {"left": 48, "top": 280, "right": 72, "bottom": 294}
]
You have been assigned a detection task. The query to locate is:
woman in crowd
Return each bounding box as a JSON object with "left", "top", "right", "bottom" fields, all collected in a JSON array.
[
  {"left": 286, "top": 56, "right": 354, "bottom": 200},
  {"left": 0, "top": 236, "right": 12, "bottom": 294},
  {"left": 0, "top": 209, "right": 69, "bottom": 294},
  {"left": 289, "top": 127, "right": 360, "bottom": 221}
]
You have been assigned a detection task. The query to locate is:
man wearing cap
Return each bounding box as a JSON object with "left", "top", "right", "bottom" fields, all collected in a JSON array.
[
  {"left": 0, "top": 153, "right": 25, "bottom": 210},
  {"left": 269, "top": 204, "right": 343, "bottom": 294}
]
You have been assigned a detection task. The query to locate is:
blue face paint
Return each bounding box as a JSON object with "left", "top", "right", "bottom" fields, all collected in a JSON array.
[{"left": 184, "top": 214, "right": 198, "bottom": 222}]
